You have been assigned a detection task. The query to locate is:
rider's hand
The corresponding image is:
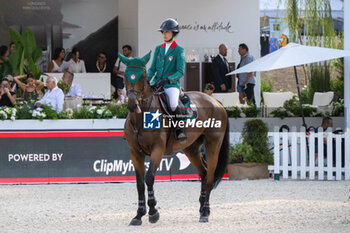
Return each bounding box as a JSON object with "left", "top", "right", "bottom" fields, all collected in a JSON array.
[{"left": 155, "top": 78, "right": 170, "bottom": 87}]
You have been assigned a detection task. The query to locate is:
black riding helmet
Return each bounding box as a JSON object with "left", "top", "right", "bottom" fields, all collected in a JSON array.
[{"left": 158, "top": 18, "right": 179, "bottom": 37}]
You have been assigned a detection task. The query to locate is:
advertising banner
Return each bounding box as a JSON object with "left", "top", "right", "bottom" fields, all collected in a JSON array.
[{"left": 0, "top": 131, "right": 199, "bottom": 184}]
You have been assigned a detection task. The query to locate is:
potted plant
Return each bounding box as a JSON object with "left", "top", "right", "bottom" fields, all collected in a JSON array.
[{"left": 227, "top": 119, "right": 273, "bottom": 180}]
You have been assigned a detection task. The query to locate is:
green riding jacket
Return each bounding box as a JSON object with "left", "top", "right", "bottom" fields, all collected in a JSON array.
[{"left": 148, "top": 41, "right": 185, "bottom": 90}]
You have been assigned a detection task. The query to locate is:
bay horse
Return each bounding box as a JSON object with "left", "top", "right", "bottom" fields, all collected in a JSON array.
[{"left": 119, "top": 52, "right": 229, "bottom": 225}]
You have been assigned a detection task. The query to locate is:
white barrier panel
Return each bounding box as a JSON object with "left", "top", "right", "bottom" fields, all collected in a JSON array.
[
  {"left": 43, "top": 73, "right": 111, "bottom": 99},
  {"left": 269, "top": 127, "right": 349, "bottom": 180}
]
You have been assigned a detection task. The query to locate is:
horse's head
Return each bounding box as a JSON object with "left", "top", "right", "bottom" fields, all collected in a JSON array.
[{"left": 118, "top": 51, "right": 152, "bottom": 114}]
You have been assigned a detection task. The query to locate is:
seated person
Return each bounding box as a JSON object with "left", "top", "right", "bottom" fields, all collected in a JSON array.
[
  {"left": 14, "top": 73, "right": 44, "bottom": 101},
  {"left": 48, "top": 47, "right": 69, "bottom": 73},
  {"left": 62, "top": 71, "right": 82, "bottom": 97},
  {"left": 89, "top": 52, "right": 111, "bottom": 73},
  {"left": 0, "top": 78, "right": 16, "bottom": 107},
  {"left": 4, "top": 75, "right": 17, "bottom": 92},
  {"left": 36, "top": 76, "right": 64, "bottom": 112},
  {"left": 116, "top": 88, "right": 127, "bottom": 104},
  {"left": 204, "top": 83, "right": 214, "bottom": 96},
  {"left": 69, "top": 48, "right": 86, "bottom": 73}
]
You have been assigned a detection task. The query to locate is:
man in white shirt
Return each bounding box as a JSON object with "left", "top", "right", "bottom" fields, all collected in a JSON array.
[
  {"left": 62, "top": 71, "right": 82, "bottom": 97},
  {"left": 112, "top": 45, "right": 132, "bottom": 98},
  {"left": 36, "top": 76, "right": 64, "bottom": 112},
  {"left": 69, "top": 48, "right": 86, "bottom": 73}
]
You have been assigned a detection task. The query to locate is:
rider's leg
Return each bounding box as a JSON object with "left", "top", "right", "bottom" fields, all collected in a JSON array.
[
  {"left": 164, "top": 87, "right": 187, "bottom": 141},
  {"left": 164, "top": 87, "right": 179, "bottom": 112}
]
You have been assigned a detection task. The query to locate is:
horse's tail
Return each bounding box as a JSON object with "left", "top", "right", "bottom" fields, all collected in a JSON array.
[{"left": 213, "top": 115, "right": 229, "bottom": 188}]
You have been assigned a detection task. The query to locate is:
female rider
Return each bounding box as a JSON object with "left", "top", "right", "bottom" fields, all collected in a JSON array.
[{"left": 148, "top": 18, "right": 186, "bottom": 141}]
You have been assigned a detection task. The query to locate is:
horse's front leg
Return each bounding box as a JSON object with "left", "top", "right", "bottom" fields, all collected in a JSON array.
[
  {"left": 145, "top": 146, "right": 164, "bottom": 224},
  {"left": 129, "top": 149, "right": 146, "bottom": 226}
]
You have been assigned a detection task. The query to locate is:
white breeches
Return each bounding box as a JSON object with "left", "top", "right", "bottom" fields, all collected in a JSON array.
[{"left": 164, "top": 87, "right": 179, "bottom": 111}]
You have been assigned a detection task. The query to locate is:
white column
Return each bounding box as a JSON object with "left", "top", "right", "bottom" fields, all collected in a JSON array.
[
  {"left": 345, "top": 0, "right": 350, "bottom": 129},
  {"left": 255, "top": 72, "right": 261, "bottom": 107},
  {"left": 344, "top": 0, "right": 350, "bottom": 181}
]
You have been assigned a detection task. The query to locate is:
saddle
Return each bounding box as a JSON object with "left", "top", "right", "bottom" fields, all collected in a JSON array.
[
  {"left": 152, "top": 86, "right": 198, "bottom": 155},
  {"left": 157, "top": 91, "right": 198, "bottom": 120}
]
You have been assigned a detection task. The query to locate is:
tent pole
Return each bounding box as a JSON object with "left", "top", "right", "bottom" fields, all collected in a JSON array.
[{"left": 293, "top": 66, "right": 307, "bottom": 129}]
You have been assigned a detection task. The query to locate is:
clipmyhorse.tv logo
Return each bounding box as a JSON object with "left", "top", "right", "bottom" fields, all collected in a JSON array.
[{"left": 143, "top": 110, "right": 161, "bottom": 129}]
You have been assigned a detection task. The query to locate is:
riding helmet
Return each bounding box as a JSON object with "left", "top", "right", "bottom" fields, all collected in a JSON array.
[{"left": 158, "top": 18, "right": 179, "bottom": 34}]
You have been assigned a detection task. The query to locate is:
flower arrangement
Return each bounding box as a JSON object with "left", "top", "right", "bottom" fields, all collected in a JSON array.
[
  {"left": 31, "top": 107, "right": 46, "bottom": 120},
  {"left": 0, "top": 103, "right": 128, "bottom": 121},
  {"left": 0, "top": 107, "right": 16, "bottom": 121}
]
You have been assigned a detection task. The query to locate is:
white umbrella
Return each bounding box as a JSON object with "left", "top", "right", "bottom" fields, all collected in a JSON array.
[
  {"left": 226, "top": 43, "right": 350, "bottom": 128},
  {"left": 227, "top": 43, "right": 350, "bottom": 75}
]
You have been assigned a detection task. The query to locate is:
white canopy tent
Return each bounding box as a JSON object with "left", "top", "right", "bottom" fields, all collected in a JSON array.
[{"left": 227, "top": 43, "right": 350, "bottom": 74}]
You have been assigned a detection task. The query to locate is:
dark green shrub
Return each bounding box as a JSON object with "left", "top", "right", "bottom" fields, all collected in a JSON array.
[
  {"left": 73, "top": 106, "right": 93, "bottom": 119},
  {"left": 107, "top": 104, "right": 128, "bottom": 118},
  {"left": 330, "top": 58, "right": 344, "bottom": 100},
  {"left": 309, "top": 63, "right": 331, "bottom": 101},
  {"left": 300, "top": 86, "right": 312, "bottom": 104},
  {"left": 241, "top": 119, "right": 273, "bottom": 164},
  {"left": 225, "top": 106, "right": 241, "bottom": 118},
  {"left": 283, "top": 96, "right": 317, "bottom": 117},
  {"left": 270, "top": 107, "right": 290, "bottom": 119},
  {"left": 332, "top": 98, "right": 344, "bottom": 116},
  {"left": 261, "top": 77, "right": 273, "bottom": 94},
  {"left": 241, "top": 104, "right": 260, "bottom": 117},
  {"left": 228, "top": 142, "right": 253, "bottom": 163}
]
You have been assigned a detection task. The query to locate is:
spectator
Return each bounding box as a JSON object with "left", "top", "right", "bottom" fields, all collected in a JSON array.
[
  {"left": 89, "top": 52, "right": 111, "bottom": 73},
  {"left": 212, "top": 44, "right": 232, "bottom": 93},
  {"left": 112, "top": 45, "right": 132, "bottom": 98},
  {"left": 14, "top": 73, "right": 44, "bottom": 101},
  {"left": 0, "top": 78, "right": 16, "bottom": 107},
  {"left": 236, "top": 43, "right": 256, "bottom": 104},
  {"left": 0, "top": 45, "right": 9, "bottom": 61},
  {"left": 9, "top": 42, "right": 15, "bottom": 55},
  {"left": 0, "top": 45, "right": 12, "bottom": 78},
  {"left": 204, "top": 83, "right": 214, "bottom": 96},
  {"left": 48, "top": 48, "right": 69, "bottom": 73},
  {"left": 36, "top": 76, "right": 64, "bottom": 112},
  {"left": 116, "top": 88, "right": 127, "bottom": 104},
  {"left": 4, "top": 75, "right": 16, "bottom": 92},
  {"left": 69, "top": 48, "right": 86, "bottom": 73},
  {"left": 62, "top": 71, "right": 82, "bottom": 97}
]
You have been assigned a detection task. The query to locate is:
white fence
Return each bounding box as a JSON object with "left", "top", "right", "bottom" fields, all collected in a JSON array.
[{"left": 268, "top": 127, "right": 350, "bottom": 180}]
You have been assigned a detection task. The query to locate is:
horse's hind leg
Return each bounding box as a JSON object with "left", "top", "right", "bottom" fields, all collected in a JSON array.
[
  {"left": 145, "top": 148, "right": 164, "bottom": 223},
  {"left": 199, "top": 137, "right": 222, "bottom": 223},
  {"left": 129, "top": 149, "right": 146, "bottom": 226},
  {"left": 183, "top": 138, "right": 207, "bottom": 215}
]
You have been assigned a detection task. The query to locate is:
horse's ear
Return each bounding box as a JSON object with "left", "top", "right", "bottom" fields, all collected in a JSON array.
[
  {"left": 141, "top": 50, "right": 152, "bottom": 65},
  {"left": 118, "top": 52, "right": 131, "bottom": 65}
]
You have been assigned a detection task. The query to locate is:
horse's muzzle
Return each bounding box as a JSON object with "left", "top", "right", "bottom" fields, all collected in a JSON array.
[{"left": 127, "top": 92, "right": 141, "bottom": 114}]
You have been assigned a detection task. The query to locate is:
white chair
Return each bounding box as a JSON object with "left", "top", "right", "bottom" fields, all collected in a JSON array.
[
  {"left": 312, "top": 91, "right": 334, "bottom": 107},
  {"left": 262, "top": 92, "right": 294, "bottom": 116},
  {"left": 211, "top": 92, "right": 241, "bottom": 107},
  {"left": 311, "top": 91, "right": 334, "bottom": 114}
]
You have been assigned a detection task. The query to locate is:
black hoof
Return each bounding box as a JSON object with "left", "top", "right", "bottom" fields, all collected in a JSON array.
[
  {"left": 129, "top": 218, "right": 142, "bottom": 226},
  {"left": 199, "top": 216, "right": 208, "bottom": 223},
  {"left": 149, "top": 211, "right": 160, "bottom": 223}
]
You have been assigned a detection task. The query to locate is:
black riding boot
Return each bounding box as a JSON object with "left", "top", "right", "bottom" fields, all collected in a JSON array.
[{"left": 173, "top": 107, "right": 187, "bottom": 141}]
